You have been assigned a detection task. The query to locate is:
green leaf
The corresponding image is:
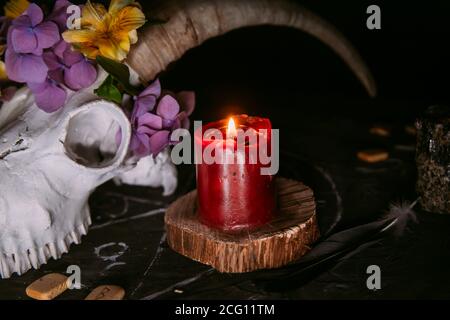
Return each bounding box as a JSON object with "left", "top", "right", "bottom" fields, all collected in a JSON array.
[
  {"left": 96, "top": 56, "right": 129, "bottom": 84},
  {"left": 94, "top": 75, "right": 123, "bottom": 104},
  {"left": 96, "top": 56, "right": 140, "bottom": 96}
]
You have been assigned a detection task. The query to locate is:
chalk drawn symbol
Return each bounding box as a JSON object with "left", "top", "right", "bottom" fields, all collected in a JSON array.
[{"left": 94, "top": 242, "right": 128, "bottom": 273}]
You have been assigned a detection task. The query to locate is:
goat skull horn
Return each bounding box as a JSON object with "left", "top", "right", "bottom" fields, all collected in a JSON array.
[{"left": 127, "top": 0, "right": 377, "bottom": 97}]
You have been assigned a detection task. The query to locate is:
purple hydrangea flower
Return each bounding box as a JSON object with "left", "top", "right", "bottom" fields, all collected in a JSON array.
[
  {"left": 5, "top": 2, "right": 60, "bottom": 85},
  {"left": 5, "top": 47, "right": 48, "bottom": 83},
  {"left": 125, "top": 79, "right": 195, "bottom": 158},
  {"left": 9, "top": 3, "right": 59, "bottom": 55},
  {"left": 133, "top": 78, "right": 161, "bottom": 116},
  {"left": 5, "top": 0, "right": 96, "bottom": 113},
  {"left": 161, "top": 91, "right": 195, "bottom": 130},
  {"left": 44, "top": 40, "right": 96, "bottom": 91},
  {"left": 28, "top": 78, "right": 67, "bottom": 113},
  {"left": 47, "top": 0, "right": 73, "bottom": 32}
]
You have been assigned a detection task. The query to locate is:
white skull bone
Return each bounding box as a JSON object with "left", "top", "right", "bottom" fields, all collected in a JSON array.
[{"left": 0, "top": 71, "right": 177, "bottom": 278}]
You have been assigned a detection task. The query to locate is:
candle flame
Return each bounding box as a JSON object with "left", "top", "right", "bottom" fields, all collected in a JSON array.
[{"left": 227, "top": 117, "right": 237, "bottom": 139}]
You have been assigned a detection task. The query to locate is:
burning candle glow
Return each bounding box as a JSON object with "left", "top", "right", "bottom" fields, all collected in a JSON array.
[
  {"left": 195, "top": 114, "right": 276, "bottom": 231},
  {"left": 226, "top": 117, "right": 237, "bottom": 139}
]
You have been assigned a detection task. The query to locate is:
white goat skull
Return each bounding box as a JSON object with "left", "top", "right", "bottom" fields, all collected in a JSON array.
[{"left": 0, "top": 74, "right": 176, "bottom": 278}]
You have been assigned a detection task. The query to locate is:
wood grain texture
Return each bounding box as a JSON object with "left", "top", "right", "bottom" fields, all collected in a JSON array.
[
  {"left": 165, "top": 177, "right": 320, "bottom": 273},
  {"left": 25, "top": 273, "right": 68, "bottom": 300},
  {"left": 85, "top": 285, "right": 125, "bottom": 300}
]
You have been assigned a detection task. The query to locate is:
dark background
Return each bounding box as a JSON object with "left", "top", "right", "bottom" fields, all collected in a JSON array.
[
  {"left": 1, "top": 0, "right": 450, "bottom": 300},
  {"left": 65, "top": 0, "right": 450, "bottom": 104},
  {"left": 160, "top": 0, "right": 450, "bottom": 113}
]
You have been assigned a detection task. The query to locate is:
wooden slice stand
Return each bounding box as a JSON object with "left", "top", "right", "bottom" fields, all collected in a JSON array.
[{"left": 165, "top": 178, "right": 320, "bottom": 273}]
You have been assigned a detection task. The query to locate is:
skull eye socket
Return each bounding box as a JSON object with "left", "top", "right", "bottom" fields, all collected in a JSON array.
[{"left": 64, "top": 107, "right": 122, "bottom": 168}]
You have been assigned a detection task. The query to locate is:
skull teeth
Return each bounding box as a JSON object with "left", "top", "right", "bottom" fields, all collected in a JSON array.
[{"left": 0, "top": 215, "right": 91, "bottom": 278}]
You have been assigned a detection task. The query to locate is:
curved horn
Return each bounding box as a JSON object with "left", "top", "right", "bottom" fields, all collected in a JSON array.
[{"left": 127, "top": 0, "right": 377, "bottom": 97}]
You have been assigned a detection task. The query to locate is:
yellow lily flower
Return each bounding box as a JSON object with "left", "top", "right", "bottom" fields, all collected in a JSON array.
[
  {"left": 0, "top": 61, "right": 8, "bottom": 81},
  {"left": 4, "top": 0, "right": 30, "bottom": 19},
  {"left": 62, "top": 0, "right": 146, "bottom": 62}
]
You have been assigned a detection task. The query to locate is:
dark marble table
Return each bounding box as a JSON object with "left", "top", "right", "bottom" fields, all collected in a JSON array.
[{"left": 2, "top": 96, "right": 449, "bottom": 300}]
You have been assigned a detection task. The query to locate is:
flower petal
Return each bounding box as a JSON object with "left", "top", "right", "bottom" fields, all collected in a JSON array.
[
  {"left": 53, "top": 0, "right": 72, "bottom": 12},
  {"left": 115, "top": 128, "right": 122, "bottom": 147},
  {"left": 5, "top": 49, "right": 48, "bottom": 83},
  {"left": 25, "top": 3, "right": 44, "bottom": 27},
  {"left": 43, "top": 51, "right": 61, "bottom": 70},
  {"left": 21, "top": 55, "right": 48, "bottom": 83},
  {"left": 63, "top": 46, "right": 83, "bottom": 66},
  {"left": 53, "top": 40, "right": 83, "bottom": 66},
  {"left": 52, "top": 40, "right": 67, "bottom": 59},
  {"left": 156, "top": 95, "right": 180, "bottom": 120},
  {"left": 177, "top": 91, "right": 195, "bottom": 116},
  {"left": 11, "top": 27, "right": 37, "bottom": 53},
  {"left": 81, "top": 1, "right": 107, "bottom": 28},
  {"left": 149, "top": 130, "right": 170, "bottom": 156},
  {"left": 73, "top": 44, "right": 99, "bottom": 60},
  {"left": 138, "top": 113, "right": 162, "bottom": 130},
  {"left": 34, "top": 21, "right": 60, "bottom": 49},
  {"left": 128, "top": 29, "right": 137, "bottom": 44},
  {"left": 64, "top": 59, "right": 97, "bottom": 90},
  {"left": 4, "top": 0, "right": 30, "bottom": 20},
  {"left": 62, "top": 29, "right": 98, "bottom": 43},
  {"left": 181, "top": 116, "right": 190, "bottom": 130},
  {"left": 136, "top": 125, "right": 157, "bottom": 136},
  {"left": 140, "top": 79, "right": 161, "bottom": 98},
  {"left": 176, "top": 111, "right": 191, "bottom": 130},
  {"left": 116, "top": 31, "right": 131, "bottom": 52},
  {"left": 29, "top": 80, "right": 67, "bottom": 113},
  {"left": 132, "top": 95, "right": 156, "bottom": 121},
  {"left": 0, "top": 60, "right": 7, "bottom": 80},
  {"left": 27, "top": 80, "right": 46, "bottom": 92},
  {"left": 98, "top": 38, "right": 127, "bottom": 61},
  {"left": 132, "top": 132, "right": 151, "bottom": 157},
  {"left": 114, "top": 6, "right": 146, "bottom": 33},
  {"left": 109, "top": 0, "right": 134, "bottom": 14},
  {"left": 11, "top": 15, "right": 31, "bottom": 28},
  {"left": 48, "top": 68, "right": 64, "bottom": 83},
  {"left": 5, "top": 49, "right": 24, "bottom": 82},
  {"left": 48, "top": 0, "right": 72, "bottom": 31},
  {"left": 130, "top": 133, "right": 141, "bottom": 153}
]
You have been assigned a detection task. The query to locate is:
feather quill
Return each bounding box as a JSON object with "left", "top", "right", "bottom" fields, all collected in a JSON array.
[{"left": 253, "top": 199, "right": 420, "bottom": 291}]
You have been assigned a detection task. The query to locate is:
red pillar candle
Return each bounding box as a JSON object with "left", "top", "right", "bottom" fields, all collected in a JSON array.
[{"left": 195, "top": 115, "right": 276, "bottom": 231}]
